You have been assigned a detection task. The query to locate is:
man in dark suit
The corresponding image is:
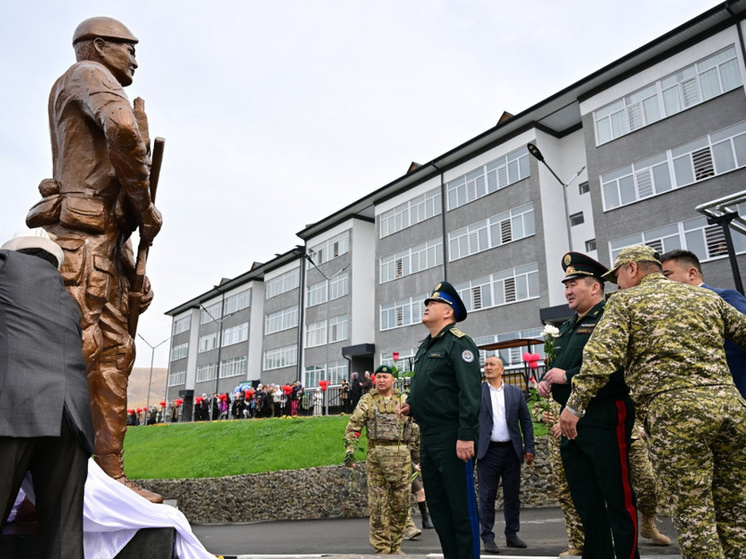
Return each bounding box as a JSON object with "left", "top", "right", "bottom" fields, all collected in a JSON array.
[
  {"left": 477, "top": 356, "right": 535, "bottom": 553},
  {"left": 661, "top": 249, "right": 746, "bottom": 397},
  {"left": 0, "top": 229, "right": 95, "bottom": 558}
]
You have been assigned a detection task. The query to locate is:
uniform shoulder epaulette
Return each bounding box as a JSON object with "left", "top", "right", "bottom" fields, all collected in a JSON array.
[{"left": 449, "top": 327, "right": 466, "bottom": 338}]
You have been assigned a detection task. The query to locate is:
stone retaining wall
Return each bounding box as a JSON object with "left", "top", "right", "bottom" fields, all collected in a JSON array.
[{"left": 138, "top": 437, "right": 558, "bottom": 524}]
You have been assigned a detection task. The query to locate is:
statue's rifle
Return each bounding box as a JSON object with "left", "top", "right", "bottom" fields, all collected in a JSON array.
[{"left": 128, "top": 136, "right": 165, "bottom": 338}]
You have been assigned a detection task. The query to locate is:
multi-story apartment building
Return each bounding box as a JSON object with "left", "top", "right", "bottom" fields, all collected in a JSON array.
[{"left": 165, "top": 2, "right": 746, "bottom": 404}]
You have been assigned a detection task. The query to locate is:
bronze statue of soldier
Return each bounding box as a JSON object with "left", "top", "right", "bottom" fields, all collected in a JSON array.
[{"left": 26, "top": 17, "right": 163, "bottom": 503}]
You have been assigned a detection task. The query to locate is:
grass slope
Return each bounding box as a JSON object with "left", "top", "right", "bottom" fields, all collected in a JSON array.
[
  {"left": 124, "top": 408, "right": 547, "bottom": 480},
  {"left": 123, "top": 415, "right": 365, "bottom": 479}
]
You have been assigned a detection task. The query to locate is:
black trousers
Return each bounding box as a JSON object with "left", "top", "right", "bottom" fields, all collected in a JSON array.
[
  {"left": 0, "top": 418, "right": 89, "bottom": 559},
  {"left": 421, "top": 431, "right": 480, "bottom": 559},
  {"left": 561, "top": 397, "right": 639, "bottom": 559},
  {"left": 477, "top": 441, "right": 521, "bottom": 542}
]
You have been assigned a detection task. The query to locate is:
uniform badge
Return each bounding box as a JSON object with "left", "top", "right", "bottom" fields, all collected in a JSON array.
[
  {"left": 462, "top": 350, "right": 474, "bottom": 363},
  {"left": 564, "top": 254, "right": 572, "bottom": 266}
]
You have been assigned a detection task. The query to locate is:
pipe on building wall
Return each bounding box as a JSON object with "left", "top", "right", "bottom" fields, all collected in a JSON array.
[{"left": 433, "top": 163, "right": 448, "bottom": 282}]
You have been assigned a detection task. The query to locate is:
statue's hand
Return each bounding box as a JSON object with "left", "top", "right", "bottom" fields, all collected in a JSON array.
[
  {"left": 140, "top": 205, "right": 162, "bottom": 243},
  {"left": 140, "top": 276, "right": 154, "bottom": 313},
  {"left": 133, "top": 97, "right": 151, "bottom": 152}
]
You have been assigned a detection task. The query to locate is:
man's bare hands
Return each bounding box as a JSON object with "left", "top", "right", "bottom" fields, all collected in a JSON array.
[{"left": 456, "top": 440, "right": 474, "bottom": 462}]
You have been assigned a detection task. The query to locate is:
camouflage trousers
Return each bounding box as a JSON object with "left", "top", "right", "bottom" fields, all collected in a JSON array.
[
  {"left": 367, "top": 444, "right": 411, "bottom": 554},
  {"left": 629, "top": 435, "right": 659, "bottom": 517},
  {"left": 546, "top": 403, "right": 584, "bottom": 549},
  {"left": 646, "top": 386, "right": 746, "bottom": 559}
]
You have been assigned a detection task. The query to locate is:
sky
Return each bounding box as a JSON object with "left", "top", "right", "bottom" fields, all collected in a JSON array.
[{"left": 0, "top": 0, "right": 722, "bottom": 368}]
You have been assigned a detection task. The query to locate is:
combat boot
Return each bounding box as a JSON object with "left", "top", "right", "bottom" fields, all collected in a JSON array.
[
  {"left": 641, "top": 515, "right": 671, "bottom": 546},
  {"left": 95, "top": 452, "right": 164, "bottom": 504},
  {"left": 404, "top": 525, "right": 422, "bottom": 540},
  {"left": 419, "top": 500, "right": 434, "bottom": 529}
]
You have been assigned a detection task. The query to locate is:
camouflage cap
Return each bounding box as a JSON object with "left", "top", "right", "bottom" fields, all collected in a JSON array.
[
  {"left": 561, "top": 252, "right": 608, "bottom": 283},
  {"left": 602, "top": 245, "right": 661, "bottom": 283},
  {"left": 374, "top": 364, "right": 397, "bottom": 378},
  {"left": 424, "top": 280, "right": 467, "bottom": 322}
]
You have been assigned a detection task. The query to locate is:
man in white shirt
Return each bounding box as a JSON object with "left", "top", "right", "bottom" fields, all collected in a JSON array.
[{"left": 476, "top": 356, "right": 535, "bottom": 553}]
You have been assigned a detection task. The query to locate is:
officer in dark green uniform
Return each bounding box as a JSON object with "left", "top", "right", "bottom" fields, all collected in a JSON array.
[
  {"left": 398, "top": 281, "right": 481, "bottom": 559},
  {"left": 537, "top": 253, "right": 639, "bottom": 559}
]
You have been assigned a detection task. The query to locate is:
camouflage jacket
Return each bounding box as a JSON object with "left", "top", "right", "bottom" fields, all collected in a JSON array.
[
  {"left": 567, "top": 272, "right": 746, "bottom": 416},
  {"left": 344, "top": 388, "right": 413, "bottom": 453}
]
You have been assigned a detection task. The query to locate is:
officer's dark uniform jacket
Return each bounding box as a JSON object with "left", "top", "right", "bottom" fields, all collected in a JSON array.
[
  {"left": 408, "top": 323, "right": 481, "bottom": 441},
  {"left": 550, "top": 299, "right": 629, "bottom": 410}
]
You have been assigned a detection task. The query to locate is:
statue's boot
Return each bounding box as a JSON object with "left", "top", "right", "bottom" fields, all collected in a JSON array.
[{"left": 95, "top": 452, "right": 164, "bottom": 504}]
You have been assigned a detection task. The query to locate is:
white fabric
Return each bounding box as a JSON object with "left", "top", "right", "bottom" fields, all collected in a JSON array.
[
  {"left": 83, "top": 460, "right": 216, "bottom": 559},
  {"left": 488, "top": 382, "right": 510, "bottom": 442},
  {"left": 10, "top": 462, "right": 215, "bottom": 558}
]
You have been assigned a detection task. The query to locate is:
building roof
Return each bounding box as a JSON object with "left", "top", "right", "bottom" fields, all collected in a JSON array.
[{"left": 295, "top": 1, "right": 746, "bottom": 240}]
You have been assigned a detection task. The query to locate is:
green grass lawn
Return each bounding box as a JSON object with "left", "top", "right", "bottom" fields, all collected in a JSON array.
[
  {"left": 123, "top": 415, "right": 365, "bottom": 479},
  {"left": 124, "top": 411, "right": 547, "bottom": 480}
]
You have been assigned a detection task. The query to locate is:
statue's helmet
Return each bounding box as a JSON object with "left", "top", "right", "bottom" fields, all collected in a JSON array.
[{"left": 73, "top": 17, "right": 138, "bottom": 45}]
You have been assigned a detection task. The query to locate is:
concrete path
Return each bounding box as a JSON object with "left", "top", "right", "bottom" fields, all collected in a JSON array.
[{"left": 191, "top": 507, "right": 682, "bottom": 558}]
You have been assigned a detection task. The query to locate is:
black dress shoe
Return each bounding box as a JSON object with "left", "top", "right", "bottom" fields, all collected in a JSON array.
[
  {"left": 483, "top": 540, "right": 500, "bottom": 554},
  {"left": 506, "top": 535, "right": 527, "bottom": 548}
]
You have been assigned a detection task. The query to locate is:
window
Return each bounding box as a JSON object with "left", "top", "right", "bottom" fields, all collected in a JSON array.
[
  {"left": 329, "top": 314, "right": 349, "bottom": 343},
  {"left": 379, "top": 187, "right": 442, "bottom": 238},
  {"left": 454, "top": 263, "right": 540, "bottom": 311},
  {"left": 266, "top": 268, "right": 300, "bottom": 299},
  {"left": 449, "top": 203, "right": 535, "bottom": 261},
  {"left": 265, "top": 306, "right": 299, "bottom": 334},
  {"left": 224, "top": 290, "right": 250, "bottom": 314},
  {"left": 329, "top": 272, "right": 349, "bottom": 300},
  {"left": 196, "top": 363, "right": 217, "bottom": 382},
  {"left": 578, "top": 181, "right": 590, "bottom": 195},
  {"left": 222, "top": 322, "right": 248, "bottom": 346},
  {"left": 306, "top": 281, "right": 328, "bottom": 307},
  {"left": 170, "top": 342, "right": 188, "bottom": 361},
  {"left": 585, "top": 239, "right": 597, "bottom": 252},
  {"left": 306, "top": 320, "right": 327, "bottom": 347},
  {"left": 172, "top": 315, "right": 191, "bottom": 335},
  {"left": 220, "top": 356, "right": 246, "bottom": 378},
  {"left": 380, "top": 239, "right": 443, "bottom": 283},
  {"left": 570, "top": 212, "right": 585, "bottom": 226},
  {"left": 380, "top": 295, "right": 427, "bottom": 331},
  {"left": 200, "top": 301, "right": 222, "bottom": 324},
  {"left": 304, "top": 360, "right": 348, "bottom": 387},
  {"left": 307, "top": 232, "right": 349, "bottom": 267},
  {"left": 198, "top": 333, "right": 218, "bottom": 353},
  {"left": 379, "top": 349, "right": 416, "bottom": 373},
  {"left": 168, "top": 370, "right": 186, "bottom": 387},
  {"left": 594, "top": 46, "right": 741, "bottom": 145},
  {"left": 601, "top": 121, "right": 746, "bottom": 211},
  {"left": 475, "top": 328, "right": 543, "bottom": 368},
  {"left": 447, "top": 147, "right": 530, "bottom": 210},
  {"left": 263, "top": 345, "right": 298, "bottom": 370},
  {"left": 609, "top": 216, "right": 746, "bottom": 264}
]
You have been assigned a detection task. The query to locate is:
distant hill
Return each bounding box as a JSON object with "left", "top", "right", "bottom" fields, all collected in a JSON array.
[{"left": 127, "top": 367, "right": 168, "bottom": 409}]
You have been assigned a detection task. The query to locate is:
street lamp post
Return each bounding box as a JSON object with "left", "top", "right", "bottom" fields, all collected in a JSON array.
[
  {"left": 138, "top": 334, "right": 170, "bottom": 415},
  {"left": 527, "top": 143, "right": 585, "bottom": 252}
]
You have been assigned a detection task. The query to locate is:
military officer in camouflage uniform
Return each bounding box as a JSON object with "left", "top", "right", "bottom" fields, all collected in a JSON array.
[
  {"left": 533, "top": 399, "right": 584, "bottom": 556},
  {"left": 629, "top": 420, "right": 671, "bottom": 546},
  {"left": 398, "top": 281, "right": 481, "bottom": 559},
  {"left": 539, "top": 252, "right": 639, "bottom": 559},
  {"left": 560, "top": 245, "right": 746, "bottom": 559},
  {"left": 345, "top": 364, "right": 414, "bottom": 554}
]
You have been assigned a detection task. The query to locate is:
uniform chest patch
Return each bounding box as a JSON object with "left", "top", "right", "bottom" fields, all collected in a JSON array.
[
  {"left": 462, "top": 350, "right": 475, "bottom": 363},
  {"left": 576, "top": 323, "right": 597, "bottom": 334},
  {"left": 428, "top": 351, "right": 444, "bottom": 358}
]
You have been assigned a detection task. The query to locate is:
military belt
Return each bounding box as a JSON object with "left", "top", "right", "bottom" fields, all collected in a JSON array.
[{"left": 368, "top": 440, "right": 400, "bottom": 447}]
